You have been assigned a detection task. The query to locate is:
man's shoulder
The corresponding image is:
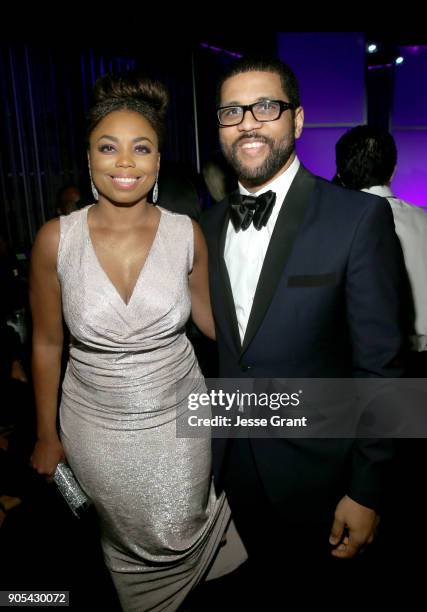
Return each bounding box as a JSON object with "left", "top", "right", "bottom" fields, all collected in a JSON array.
[
  {"left": 388, "top": 197, "right": 427, "bottom": 234},
  {"left": 313, "top": 175, "right": 391, "bottom": 218},
  {"left": 389, "top": 197, "right": 427, "bottom": 219}
]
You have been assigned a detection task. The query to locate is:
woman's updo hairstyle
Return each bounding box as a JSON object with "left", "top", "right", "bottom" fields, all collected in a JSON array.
[{"left": 87, "top": 71, "right": 169, "bottom": 148}]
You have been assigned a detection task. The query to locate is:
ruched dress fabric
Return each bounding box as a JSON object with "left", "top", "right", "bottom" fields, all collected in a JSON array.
[{"left": 57, "top": 206, "right": 229, "bottom": 611}]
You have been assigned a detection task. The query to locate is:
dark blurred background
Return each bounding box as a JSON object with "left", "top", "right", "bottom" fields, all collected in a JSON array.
[{"left": 1, "top": 31, "right": 426, "bottom": 254}]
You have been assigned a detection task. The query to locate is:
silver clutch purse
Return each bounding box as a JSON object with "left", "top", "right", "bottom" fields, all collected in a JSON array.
[{"left": 53, "top": 461, "right": 92, "bottom": 518}]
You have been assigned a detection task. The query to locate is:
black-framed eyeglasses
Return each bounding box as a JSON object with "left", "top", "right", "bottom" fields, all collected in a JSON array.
[{"left": 217, "top": 99, "right": 296, "bottom": 127}]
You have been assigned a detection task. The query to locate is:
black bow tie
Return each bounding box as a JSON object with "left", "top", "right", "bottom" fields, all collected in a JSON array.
[{"left": 229, "top": 190, "right": 276, "bottom": 232}]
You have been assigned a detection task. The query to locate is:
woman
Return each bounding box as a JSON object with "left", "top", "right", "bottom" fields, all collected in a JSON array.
[{"left": 30, "top": 72, "right": 229, "bottom": 611}]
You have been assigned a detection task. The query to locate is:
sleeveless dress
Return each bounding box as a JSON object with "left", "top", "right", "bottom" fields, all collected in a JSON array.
[{"left": 57, "top": 205, "right": 229, "bottom": 611}]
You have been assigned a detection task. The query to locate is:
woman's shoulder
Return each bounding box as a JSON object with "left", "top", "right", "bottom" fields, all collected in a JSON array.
[
  {"left": 59, "top": 205, "right": 92, "bottom": 239},
  {"left": 33, "top": 217, "right": 60, "bottom": 251},
  {"left": 31, "top": 218, "right": 61, "bottom": 269},
  {"left": 33, "top": 207, "right": 89, "bottom": 260},
  {"left": 159, "top": 206, "right": 204, "bottom": 237},
  {"left": 158, "top": 206, "right": 190, "bottom": 220},
  {"left": 158, "top": 206, "right": 194, "bottom": 231},
  {"left": 60, "top": 205, "right": 90, "bottom": 225}
]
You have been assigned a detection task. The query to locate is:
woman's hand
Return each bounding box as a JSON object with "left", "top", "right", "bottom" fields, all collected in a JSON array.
[
  {"left": 189, "top": 221, "right": 216, "bottom": 340},
  {"left": 30, "top": 436, "right": 65, "bottom": 481}
]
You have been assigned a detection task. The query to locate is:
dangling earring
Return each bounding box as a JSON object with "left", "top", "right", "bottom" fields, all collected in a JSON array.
[
  {"left": 152, "top": 176, "right": 159, "bottom": 204},
  {"left": 88, "top": 163, "right": 99, "bottom": 201},
  {"left": 91, "top": 180, "right": 99, "bottom": 202}
]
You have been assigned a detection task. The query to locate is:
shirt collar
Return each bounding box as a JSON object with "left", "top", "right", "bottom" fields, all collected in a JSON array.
[{"left": 362, "top": 185, "right": 394, "bottom": 199}]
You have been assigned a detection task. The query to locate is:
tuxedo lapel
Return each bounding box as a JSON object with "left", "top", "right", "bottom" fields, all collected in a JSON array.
[
  {"left": 241, "top": 166, "right": 316, "bottom": 354},
  {"left": 214, "top": 198, "right": 241, "bottom": 353}
]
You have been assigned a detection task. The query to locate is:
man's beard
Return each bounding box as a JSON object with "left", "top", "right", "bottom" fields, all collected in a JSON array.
[{"left": 221, "top": 133, "right": 295, "bottom": 188}]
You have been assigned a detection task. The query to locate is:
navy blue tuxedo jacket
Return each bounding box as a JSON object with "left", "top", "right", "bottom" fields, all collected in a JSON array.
[{"left": 201, "top": 165, "right": 407, "bottom": 521}]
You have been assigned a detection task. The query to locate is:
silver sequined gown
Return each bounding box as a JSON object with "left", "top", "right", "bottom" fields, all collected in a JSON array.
[{"left": 57, "top": 206, "right": 229, "bottom": 611}]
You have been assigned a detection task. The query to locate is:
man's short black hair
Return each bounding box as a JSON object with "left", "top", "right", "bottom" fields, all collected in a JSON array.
[
  {"left": 335, "top": 125, "right": 398, "bottom": 190},
  {"left": 216, "top": 55, "right": 300, "bottom": 108}
]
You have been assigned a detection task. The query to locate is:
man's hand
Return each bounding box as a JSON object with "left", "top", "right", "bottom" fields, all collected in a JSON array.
[
  {"left": 11, "top": 359, "right": 28, "bottom": 382},
  {"left": 329, "top": 495, "right": 379, "bottom": 558}
]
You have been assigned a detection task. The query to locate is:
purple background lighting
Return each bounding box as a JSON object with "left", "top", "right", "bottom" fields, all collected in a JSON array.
[
  {"left": 393, "top": 46, "right": 427, "bottom": 126},
  {"left": 276, "top": 33, "right": 427, "bottom": 208},
  {"left": 199, "top": 43, "right": 242, "bottom": 58},
  {"left": 392, "top": 130, "right": 427, "bottom": 209},
  {"left": 392, "top": 45, "right": 427, "bottom": 208},
  {"left": 277, "top": 32, "right": 365, "bottom": 180},
  {"left": 296, "top": 127, "right": 348, "bottom": 180},
  {"left": 277, "top": 32, "right": 365, "bottom": 125}
]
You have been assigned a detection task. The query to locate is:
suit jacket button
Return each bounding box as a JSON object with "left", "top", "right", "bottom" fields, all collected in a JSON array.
[{"left": 241, "top": 364, "right": 251, "bottom": 372}]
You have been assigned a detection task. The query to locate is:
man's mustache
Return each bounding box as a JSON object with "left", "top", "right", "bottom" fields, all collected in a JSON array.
[{"left": 233, "top": 134, "right": 273, "bottom": 147}]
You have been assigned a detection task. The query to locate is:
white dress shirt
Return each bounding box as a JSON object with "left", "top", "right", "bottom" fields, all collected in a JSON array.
[
  {"left": 224, "top": 156, "right": 300, "bottom": 344},
  {"left": 363, "top": 185, "right": 427, "bottom": 352}
]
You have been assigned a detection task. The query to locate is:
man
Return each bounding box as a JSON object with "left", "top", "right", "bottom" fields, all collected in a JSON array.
[
  {"left": 334, "top": 126, "right": 427, "bottom": 600},
  {"left": 202, "top": 151, "right": 236, "bottom": 205},
  {"left": 55, "top": 184, "right": 82, "bottom": 216},
  {"left": 201, "top": 57, "right": 407, "bottom": 602},
  {"left": 335, "top": 124, "right": 427, "bottom": 376}
]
